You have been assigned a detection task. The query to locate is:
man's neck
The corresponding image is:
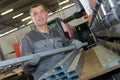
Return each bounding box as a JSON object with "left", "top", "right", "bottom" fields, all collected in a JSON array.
[{"left": 36, "top": 25, "right": 49, "bottom": 33}]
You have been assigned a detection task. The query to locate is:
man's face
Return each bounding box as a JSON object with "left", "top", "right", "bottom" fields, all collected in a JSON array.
[{"left": 30, "top": 5, "right": 48, "bottom": 27}]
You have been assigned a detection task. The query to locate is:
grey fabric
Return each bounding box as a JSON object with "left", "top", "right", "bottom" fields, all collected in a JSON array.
[{"left": 20, "top": 28, "right": 70, "bottom": 80}]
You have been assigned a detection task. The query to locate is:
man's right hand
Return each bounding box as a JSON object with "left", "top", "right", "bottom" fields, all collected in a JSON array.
[{"left": 27, "top": 54, "right": 41, "bottom": 66}]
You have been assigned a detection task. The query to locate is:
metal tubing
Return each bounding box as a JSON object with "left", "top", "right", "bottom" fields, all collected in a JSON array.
[
  {"left": 102, "top": 5, "right": 120, "bottom": 27},
  {"left": 0, "top": 45, "right": 76, "bottom": 68},
  {"left": 90, "top": 0, "right": 102, "bottom": 27},
  {"left": 67, "top": 51, "right": 83, "bottom": 79}
]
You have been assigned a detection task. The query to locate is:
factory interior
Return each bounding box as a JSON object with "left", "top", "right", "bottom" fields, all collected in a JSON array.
[{"left": 0, "top": 0, "right": 120, "bottom": 80}]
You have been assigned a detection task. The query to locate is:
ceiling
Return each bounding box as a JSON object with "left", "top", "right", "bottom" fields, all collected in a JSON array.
[{"left": 0, "top": 0, "right": 74, "bottom": 35}]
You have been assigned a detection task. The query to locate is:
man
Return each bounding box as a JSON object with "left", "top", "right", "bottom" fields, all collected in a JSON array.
[{"left": 20, "top": 3, "right": 70, "bottom": 80}]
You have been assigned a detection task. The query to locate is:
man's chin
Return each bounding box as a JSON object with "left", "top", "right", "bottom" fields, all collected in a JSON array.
[{"left": 37, "top": 23, "right": 47, "bottom": 27}]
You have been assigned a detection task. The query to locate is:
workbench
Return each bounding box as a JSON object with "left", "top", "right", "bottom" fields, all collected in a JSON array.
[{"left": 80, "top": 47, "right": 120, "bottom": 80}]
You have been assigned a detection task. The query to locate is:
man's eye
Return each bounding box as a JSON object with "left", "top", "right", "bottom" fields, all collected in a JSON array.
[
  {"left": 41, "top": 10, "right": 45, "bottom": 13},
  {"left": 33, "top": 13, "right": 38, "bottom": 16}
]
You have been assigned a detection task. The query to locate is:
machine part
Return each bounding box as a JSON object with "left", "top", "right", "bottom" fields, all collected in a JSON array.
[
  {"left": 102, "top": 5, "right": 120, "bottom": 28},
  {"left": 38, "top": 70, "right": 56, "bottom": 80},
  {"left": 63, "top": 10, "right": 84, "bottom": 23},
  {"left": 101, "top": 4, "right": 107, "bottom": 16},
  {"left": 90, "top": 0, "right": 103, "bottom": 27},
  {"left": 94, "top": 45, "right": 120, "bottom": 69},
  {"left": 53, "top": 50, "right": 78, "bottom": 79},
  {"left": 39, "top": 49, "right": 80, "bottom": 80},
  {"left": 0, "top": 43, "right": 88, "bottom": 68},
  {"left": 67, "top": 50, "right": 84, "bottom": 79},
  {"left": 108, "top": 0, "right": 115, "bottom": 8},
  {"left": 75, "top": 22, "right": 96, "bottom": 48},
  {"left": 53, "top": 50, "right": 76, "bottom": 73},
  {"left": 73, "top": 0, "right": 83, "bottom": 12}
]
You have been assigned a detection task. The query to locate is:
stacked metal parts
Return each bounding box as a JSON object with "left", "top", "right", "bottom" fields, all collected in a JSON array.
[
  {"left": 38, "top": 49, "right": 84, "bottom": 80},
  {"left": 94, "top": 45, "right": 120, "bottom": 69},
  {"left": 90, "top": 0, "right": 120, "bottom": 69}
]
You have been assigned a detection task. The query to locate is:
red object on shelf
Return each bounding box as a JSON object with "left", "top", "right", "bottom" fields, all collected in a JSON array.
[
  {"left": 13, "top": 42, "right": 21, "bottom": 57},
  {"left": 65, "top": 23, "right": 72, "bottom": 38}
]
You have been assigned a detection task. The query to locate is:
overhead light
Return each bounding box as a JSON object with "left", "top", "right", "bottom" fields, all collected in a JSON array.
[
  {"left": 55, "top": 9, "right": 62, "bottom": 13},
  {"left": 21, "top": 16, "right": 31, "bottom": 22},
  {"left": 0, "top": 28, "right": 18, "bottom": 37},
  {"left": 26, "top": 21, "right": 33, "bottom": 25},
  {"left": 62, "top": 3, "right": 75, "bottom": 9},
  {"left": 59, "top": 0, "right": 69, "bottom": 5},
  {"left": 12, "top": 13, "right": 24, "bottom": 19},
  {"left": 1, "top": 9, "right": 14, "bottom": 16},
  {"left": 48, "top": 13, "right": 53, "bottom": 16},
  {"left": 55, "top": 3, "right": 75, "bottom": 13}
]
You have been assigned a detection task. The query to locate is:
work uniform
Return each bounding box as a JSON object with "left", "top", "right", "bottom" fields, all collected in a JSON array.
[{"left": 20, "top": 28, "right": 69, "bottom": 80}]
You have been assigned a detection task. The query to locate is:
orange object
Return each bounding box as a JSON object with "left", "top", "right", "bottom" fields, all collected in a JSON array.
[
  {"left": 13, "top": 42, "right": 21, "bottom": 57},
  {"left": 65, "top": 23, "right": 72, "bottom": 38}
]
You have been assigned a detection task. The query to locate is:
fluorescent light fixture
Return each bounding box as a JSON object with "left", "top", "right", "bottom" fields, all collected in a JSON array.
[
  {"left": 21, "top": 16, "right": 31, "bottom": 22},
  {"left": 48, "top": 12, "right": 53, "bottom": 16},
  {"left": 0, "top": 28, "right": 18, "bottom": 37},
  {"left": 55, "top": 3, "right": 75, "bottom": 13},
  {"left": 12, "top": 13, "right": 24, "bottom": 19},
  {"left": 26, "top": 21, "right": 33, "bottom": 25},
  {"left": 55, "top": 9, "right": 62, "bottom": 13},
  {"left": 62, "top": 3, "right": 75, "bottom": 9},
  {"left": 59, "top": 0, "right": 69, "bottom": 5},
  {"left": 1, "top": 9, "right": 14, "bottom": 15}
]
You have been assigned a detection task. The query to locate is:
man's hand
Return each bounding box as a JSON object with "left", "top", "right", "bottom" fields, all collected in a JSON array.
[
  {"left": 21, "top": 54, "right": 41, "bottom": 74},
  {"left": 72, "top": 39, "right": 88, "bottom": 49},
  {"left": 27, "top": 54, "right": 41, "bottom": 66}
]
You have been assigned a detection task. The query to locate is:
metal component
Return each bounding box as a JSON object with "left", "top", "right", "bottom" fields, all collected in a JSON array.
[
  {"left": 94, "top": 45, "right": 120, "bottom": 69},
  {"left": 53, "top": 50, "right": 78, "bottom": 79},
  {"left": 67, "top": 50, "right": 84, "bottom": 79},
  {"left": 39, "top": 50, "right": 80, "bottom": 80},
  {"left": 73, "top": 0, "right": 83, "bottom": 12},
  {"left": 53, "top": 50, "right": 77, "bottom": 73},
  {"left": 90, "top": 0, "right": 103, "bottom": 27},
  {"left": 102, "top": 5, "right": 120, "bottom": 28},
  {"left": 38, "top": 70, "right": 56, "bottom": 80},
  {"left": 101, "top": 4, "right": 107, "bottom": 16},
  {"left": 0, "top": 45, "right": 76, "bottom": 68},
  {"left": 38, "top": 49, "right": 83, "bottom": 80},
  {"left": 108, "top": 0, "right": 115, "bottom": 8}
]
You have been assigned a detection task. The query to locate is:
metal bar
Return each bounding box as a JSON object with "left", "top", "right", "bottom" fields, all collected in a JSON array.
[
  {"left": 53, "top": 50, "right": 79, "bottom": 79},
  {"left": 38, "top": 70, "right": 56, "bottom": 80},
  {"left": 39, "top": 49, "right": 84, "bottom": 80},
  {"left": 108, "top": 0, "right": 115, "bottom": 8},
  {"left": 0, "top": 45, "right": 76, "bottom": 68},
  {"left": 73, "top": 0, "right": 83, "bottom": 12},
  {"left": 94, "top": 45, "right": 120, "bottom": 69},
  {"left": 53, "top": 50, "right": 77, "bottom": 74},
  {"left": 39, "top": 50, "right": 77, "bottom": 80},
  {"left": 67, "top": 50, "right": 84, "bottom": 79},
  {"left": 55, "top": 72, "right": 66, "bottom": 79},
  {"left": 90, "top": 0, "right": 102, "bottom": 27}
]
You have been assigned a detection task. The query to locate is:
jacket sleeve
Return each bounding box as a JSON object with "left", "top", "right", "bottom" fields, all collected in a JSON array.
[
  {"left": 20, "top": 35, "right": 37, "bottom": 74},
  {"left": 20, "top": 35, "right": 34, "bottom": 56}
]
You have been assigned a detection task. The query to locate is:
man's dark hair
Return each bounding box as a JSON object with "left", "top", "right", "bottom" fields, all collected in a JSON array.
[{"left": 30, "top": 3, "right": 47, "bottom": 15}]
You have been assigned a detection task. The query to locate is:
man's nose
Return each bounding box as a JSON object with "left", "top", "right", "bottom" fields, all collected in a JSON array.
[{"left": 38, "top": 12, "right": 42, "bottom": 17}]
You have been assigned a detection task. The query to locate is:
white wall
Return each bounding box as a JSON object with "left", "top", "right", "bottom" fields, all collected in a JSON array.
[
  {"left": 0, "top": 26, "right": 31, "bottom": 58},
  {"left": 0, "top": 5, "right": 87, "bottom": 59}
]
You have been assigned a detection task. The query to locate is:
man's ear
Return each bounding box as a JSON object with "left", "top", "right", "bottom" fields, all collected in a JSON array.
[{"left": 30, "top": 17, "right": 33, "bottom": 21}]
